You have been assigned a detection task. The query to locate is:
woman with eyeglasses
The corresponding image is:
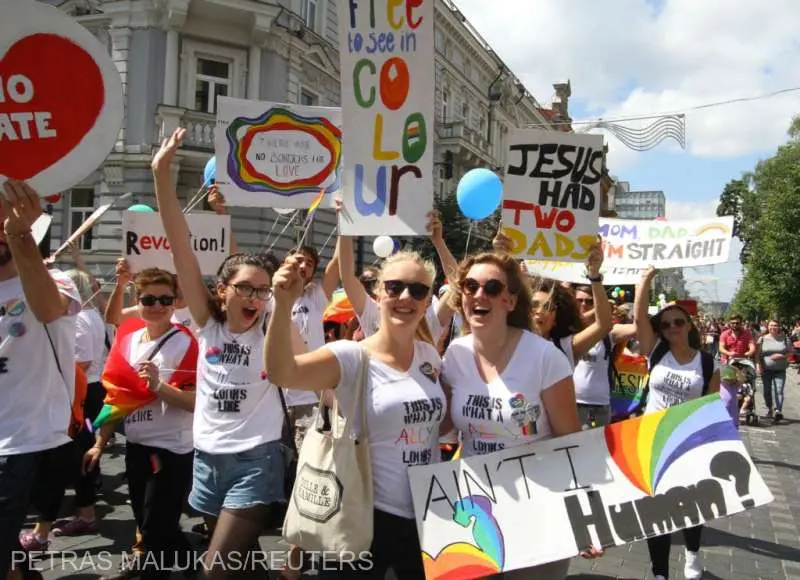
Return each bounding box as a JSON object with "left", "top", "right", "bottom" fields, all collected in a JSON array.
[
  {"left": 443, "top": 252, "right": 602, "bottom": 579},
  {"left": 152, "top": 128, "right": 306, "bottom": 578},
  {"left": 266, "top": 250, "right": 445, "bottom": 579},
  {"left": 634, "top": 267, "right": 719, "bottom": 580},
  {"left": 89, "top": 267, "right": 198, "bottom": 580}
]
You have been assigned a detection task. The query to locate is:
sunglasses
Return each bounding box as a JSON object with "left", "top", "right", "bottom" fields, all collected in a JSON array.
[
  {"left": 460, "top": 278, "right": 506, "bottom": 298},
  {"left": 361, "top": 278, "right": 377, "bottom": 290},
  {"left": 139, "top": 294, "right": 175, "bottom": 307},
  {"left": 531, "top": 299, "right": 556, "bottom": 311},
  {"left": 230, "top": 283, "right": 272, "bottom": 300},
  {"left": 577, "top": 298, "right": 595, "bottom": 306},
  {"left": 660, "top": 318, "right": 688, "bottom": 330},
  {"left": 383, "top": 280, "right": 430, "bottom": 301}
]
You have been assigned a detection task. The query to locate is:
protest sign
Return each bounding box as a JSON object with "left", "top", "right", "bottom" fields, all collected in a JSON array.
[
  {"left": 0, "top": 0, "right": 123, "bottom": 197},
  {"left": 31, "top": 213, "right": 51, "bottom": 245},
  {"left": 215, "top": 97, "right": 342, "bottom": 209},
  {"left": 337, "top": 0, "right": 434, "bottom": 236},
  {"left": 123, "top": 212, "right": 230, "bottom": 275},
  {"left": 409, "top": 395, "right": 772, "bottom": 579},
  {"left": 502, "top": 130, "right": 604, "bottom": 262},
  {"left": 523, "top": 216, "right": 735, "bottom": 284}
]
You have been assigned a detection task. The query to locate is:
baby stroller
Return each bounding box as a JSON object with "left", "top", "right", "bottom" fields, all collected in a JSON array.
[{"left": 730, "top": 358, "right": 758, "bottom": 426}]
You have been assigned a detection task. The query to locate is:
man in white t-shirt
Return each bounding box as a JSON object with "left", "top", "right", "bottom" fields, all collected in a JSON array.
[
  {"left": 282, "top": 244, "right": 340, "bottom": 449},
  {"left": 0, "top": 182, "right": 81, "bottom": 579}
]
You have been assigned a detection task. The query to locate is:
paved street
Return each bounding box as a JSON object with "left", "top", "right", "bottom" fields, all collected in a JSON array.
[{"left": 26, "top": 370, "right": 800, "bottom": 579}]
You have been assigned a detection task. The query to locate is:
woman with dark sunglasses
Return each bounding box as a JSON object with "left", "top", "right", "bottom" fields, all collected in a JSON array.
[
  {"left": 266, "top": 250, "right": 446, "bottom": 579},
  {"left": 634, "top": 267, "right": 720, "bottom": 580},
  {"left": 442, "top": 252, "right": 602, "bottom": 578}
]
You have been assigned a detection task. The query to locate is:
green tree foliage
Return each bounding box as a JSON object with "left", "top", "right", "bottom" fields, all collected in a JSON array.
[{"left": 725, "top": 114, "right": 800, "bottom": 321}]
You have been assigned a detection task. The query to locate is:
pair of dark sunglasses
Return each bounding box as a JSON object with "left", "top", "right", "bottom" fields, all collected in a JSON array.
[
  {"left": 383, "top": 280, "right": 430, "bottom": 301},
  {"left": 661, "top": 318, "right": 688, "bottom": 330},
  {"left": 460, "top": 278, "right": 506, "bottom": 297},
  {"left": 139, "top": 294, "right": 175, "bottom": 307}
]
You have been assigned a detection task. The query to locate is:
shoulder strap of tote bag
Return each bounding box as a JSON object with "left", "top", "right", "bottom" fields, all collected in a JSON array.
[{"left": 339, "top": 345, "right": 371, "bottom": 442}]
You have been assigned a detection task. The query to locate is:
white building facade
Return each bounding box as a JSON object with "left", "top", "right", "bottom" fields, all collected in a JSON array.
[{"left": 45, "top": 0, "right": 559, "bottom": 278}]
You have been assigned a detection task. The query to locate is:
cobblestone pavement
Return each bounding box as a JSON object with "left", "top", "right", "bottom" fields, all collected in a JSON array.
[{"left": 25, "top": 370, "right": 800, "bottom": 579}]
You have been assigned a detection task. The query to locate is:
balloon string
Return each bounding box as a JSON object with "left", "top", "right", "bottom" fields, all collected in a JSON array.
[
  {"left": 257, "top": 213, "right": 282, "bottom": 253},
  {"left": 318, "top": 224, "right": 338, "bottom": 258},
  {"left": 464, "top": 222, "right": 474, "bottom": 258},
  {"left": 266, "top": 211, "right": 301, "bottom": 253}
]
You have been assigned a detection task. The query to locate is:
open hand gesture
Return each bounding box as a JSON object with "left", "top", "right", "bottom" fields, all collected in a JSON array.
[
  {"left": 152, "top": 127, "right": 186, "bottom": 173},
  {"left": 1, "top": 181, "right": 43, "bottom": 236}
]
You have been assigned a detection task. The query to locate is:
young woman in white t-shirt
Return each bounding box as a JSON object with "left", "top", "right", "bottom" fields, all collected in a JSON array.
[
  {"left": 443, "top": 252, "right": 601, "bottom": 579},
  {"left": 266, "top": 251, "right": 446, "bottom": 580},
  {"left": 634, "top": 267, "right": 720, "bottom": 580},
  {"left": 87, "top": 267, "right": 198, "bottom": 577},
  {"left": 152, "top": 128, "right": 305, "bottom": 577}
]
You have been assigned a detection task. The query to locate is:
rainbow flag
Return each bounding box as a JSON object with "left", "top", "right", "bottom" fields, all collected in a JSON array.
[
  {"left": 304, "top": 188, "right": 325, "bottom": 223},
  {"left": 93, "top": 318, "right": 198, "bottom": 428},
  {"left": 609, "top": 343, "right": 649, "bottom": 422}
]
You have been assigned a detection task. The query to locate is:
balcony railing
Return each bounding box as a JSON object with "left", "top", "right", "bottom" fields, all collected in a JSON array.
[
  {"left": 155, "top": 105, "right": 216, "bottom": 152},
  {"left": 438, "top": 120, "right": 490, "bottom": 152}
]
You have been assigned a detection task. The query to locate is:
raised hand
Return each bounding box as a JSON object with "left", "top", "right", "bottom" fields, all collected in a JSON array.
[
  {"left": 1, "top": 180, "right": 43, "bottom": 236},
  {"left": 207, "top": 185, "right": 228, "bottom": 215},
  {"left": 115, "top": 257, "right": 133, "bottom": 286},
  {"left": 152, "top": 127, "right": 186, "bottom": 173},
  {"left": 427, "top": 210, "right": 444, "bottom": 243},
  {"left": 272, "top": 255, "right": 304, "bottom": 305}
]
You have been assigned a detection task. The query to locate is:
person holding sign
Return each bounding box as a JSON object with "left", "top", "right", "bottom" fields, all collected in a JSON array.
[
  {"left": 151, "top": 128, "right": 306, "bottom": 577},
  {"left": 634, "top": 267, "right": 720, "bottom": 580},
  {"left": 443, "top": 252, "right": 602, "bottom": 577},
  {"left": 265, "top": 250, "right": 445, "bottom": 579}
]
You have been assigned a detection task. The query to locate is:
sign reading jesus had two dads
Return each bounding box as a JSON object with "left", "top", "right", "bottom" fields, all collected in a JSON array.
[
  {"left": 408, "top": 396, "right": 772, "bottom": 579},
  {"left": 123, "top": 212, "right": 231, "bottom": 276}
]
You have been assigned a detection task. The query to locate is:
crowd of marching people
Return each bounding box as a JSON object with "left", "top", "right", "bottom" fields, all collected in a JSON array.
[{"left": 0, "top": 126, "right": 790, "bottom": 580}]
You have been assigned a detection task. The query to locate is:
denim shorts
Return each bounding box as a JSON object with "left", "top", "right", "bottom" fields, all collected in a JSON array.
[{"left": 188, "top": 440, "right": 285, "bottom": 517}]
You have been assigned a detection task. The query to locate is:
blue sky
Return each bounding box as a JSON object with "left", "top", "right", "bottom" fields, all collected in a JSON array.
[{"left": 454, "top": 0, "right": 800, "bottom": 301}]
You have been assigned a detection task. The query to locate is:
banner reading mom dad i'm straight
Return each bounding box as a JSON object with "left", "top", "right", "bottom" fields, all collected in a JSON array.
[
  {"left": 408, "top": 396, "right": 772, "bottom": 579},
  {"left": 337, "top": 0, "right": 434, "bottom": 236}
]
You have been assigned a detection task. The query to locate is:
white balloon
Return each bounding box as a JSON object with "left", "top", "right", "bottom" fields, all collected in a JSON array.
[
  {"left": 274, "top": 207, "right": 295, "bottom": 215},
  {"left": 373, "top": 235, "right": 394, "bottom": 258}
]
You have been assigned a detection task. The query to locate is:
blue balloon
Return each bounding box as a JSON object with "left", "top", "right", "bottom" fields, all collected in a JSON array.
[
  {"left": 456, "top": 168, "right": 503, "bottom": 220},
  {"left": 128, "top": 204, "right": 155, "bottom": 213},
  {"left": 203, "top": 156, "right": 216, "bottom": 185}
]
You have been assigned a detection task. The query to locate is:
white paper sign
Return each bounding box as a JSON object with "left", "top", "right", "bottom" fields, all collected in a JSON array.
[
  {"left": 523, "top": 216, "right": 735, "bottom": 284},
  {"left": 215, "top": 97, "right": 342, "bottom": 209},
  {"left": 337, "top": 0, "right": 435, "bottom": 236},
  {"left": 409, "top": 396, "right": 772, "bottom": 579},
  {"left": 502, "top": 130, "right": 604, "bottom": 262},
  {"left": 31, "top": 213, "right": 51, "bottom": 245},
  {"left": 0, "top": 0, "right": 124, "bottom": 197},
  {"left": 123, "top": 212, "right": 231, "bottom": 276}
]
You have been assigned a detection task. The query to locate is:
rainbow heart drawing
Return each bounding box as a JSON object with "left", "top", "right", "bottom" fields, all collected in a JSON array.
[
  {"left": 604, "top": 394, "right": 740, "bottom": 496},
  {"left": 422, "top": 495, "right": 505, "bottom": 579},
  {"left": 225, "top": 108, "right": 342, "bottom": 196}
]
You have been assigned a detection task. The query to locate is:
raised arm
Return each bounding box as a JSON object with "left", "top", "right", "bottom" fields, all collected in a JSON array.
[
  {"left": 634, "top": 267, "right": 658, "bottom": 357},
  {"left": 429, "top": 211, "right": 456, "bottom": 327},
  {"left": 572, "top": 240, "right": 614, "bottom": 359},
  {"left": 266, "top": 256, "right": 341, "bottom": 390},
  {"left": 105, "top": 257, "right": 138, "bottom": 325},
  {"left": 151, "top": 128, "right": 211, "bottom": 327},
  {"left": 338, "top": 235, "right": 369, "bottom": 315},
  {"left": 2, "top": 182, "right": 72, "bottom": 323}
]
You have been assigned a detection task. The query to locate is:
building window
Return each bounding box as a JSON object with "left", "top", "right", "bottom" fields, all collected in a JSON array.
[
  {"left": 194, "top": 57, "right": 231, "bottom": 114},
  {"left": 300, "top": 89, "right": 319, "bottom": 106},
  {"left": 462, "top": 102, "right": 470, "bottom": 125},
  {"left": 441, "top": 87, "right": 449, "bottom": 123},
  {"left": 69, "top": 189, "right": 95, "bottom": 250},
  {"left": 182, "top": 40, "right": 246, "bottom": 113},
  {"left": 301, "top": 0, "right": 319, "bottom": 31}
]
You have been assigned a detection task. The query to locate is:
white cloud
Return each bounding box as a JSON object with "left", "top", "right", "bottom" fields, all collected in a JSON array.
[{"left": 453, "top": 0, "right": 800, "bottom": 167}]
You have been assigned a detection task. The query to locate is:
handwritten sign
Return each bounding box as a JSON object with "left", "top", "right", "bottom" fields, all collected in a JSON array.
[
  {"left": 0, "top": 0, "right": 123, "bottom": 197},
  {"left": 523, "top": 216, "right": 735, "bottom": 284},
  {"left": 502, "top": 130, "right": 603, "bottom": 262},
  {"left": 123, "top": 212, "right": 230, "bottom": 276},
  {"left": 337, "top": 0, "right": 434, "bottom": 236},
  {"left": 409, "top": 396, "right": 772, "bottom": 579},
  {"left": 215, "top": 97, "right": 342, "bottom": 209}
]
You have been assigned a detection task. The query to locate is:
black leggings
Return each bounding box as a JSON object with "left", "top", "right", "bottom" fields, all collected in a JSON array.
[
  {"left": 647, "top": 525, "right": 703, "bottom": 578},
  {"left": 73, "top": 381, "right": 106, "bottom": 507},
  {"left": 317, "top": 509, "right": 424, "bottom": 579}
]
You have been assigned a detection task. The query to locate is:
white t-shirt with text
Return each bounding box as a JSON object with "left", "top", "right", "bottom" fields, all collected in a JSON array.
[
  {"left": 573, "top": 335, "right": 613, "bottom": 406},
  {"left": 327, "top": 339, "right": 445, "bottom": 519},
  {"left": 645, "top": 346, "right": 714, "bottom": 414},
  {"left": 75, "top": 308, "right": 108, "bottom": 383},
  {"left": 444, "top": 331, "right": 572, "bottom": 458},
  {"left": 284, "top": 283, "right": 327, "bottom": 407},
  {"left": 124, "top": 327, "right": 195, "bottom": 454},
  {"left": 194, "top": 316, "right": 282, "bottom": 454},
  {"left": 0, "top": 270, "right": 81, "bottom": 455}
]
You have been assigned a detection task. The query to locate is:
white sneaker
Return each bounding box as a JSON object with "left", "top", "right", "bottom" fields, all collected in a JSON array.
[{"left": 684, "top": 549, "right": 703, "bottom": 579}]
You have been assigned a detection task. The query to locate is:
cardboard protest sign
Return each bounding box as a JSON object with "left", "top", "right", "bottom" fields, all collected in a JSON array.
[
  {"left": 502, "top": 130, "right": 604, "bottom": 262},
  {"left": 0, "top": 0, "right": 123, "bottom": 197},
  {"left": 409, "top": 395, "right": 772, "bottom": 579},
  {"left": 123, "top": 212, "right": 230, "bottom": 276},
  {"left": 215, "top": 97, "right": 342, "bottom": 209},
  {"left": 337, "top": 0, "right": 434, "bottom": 236},
  {"left": 523, "top": 216, "right": 735, "bottom": 284}
]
